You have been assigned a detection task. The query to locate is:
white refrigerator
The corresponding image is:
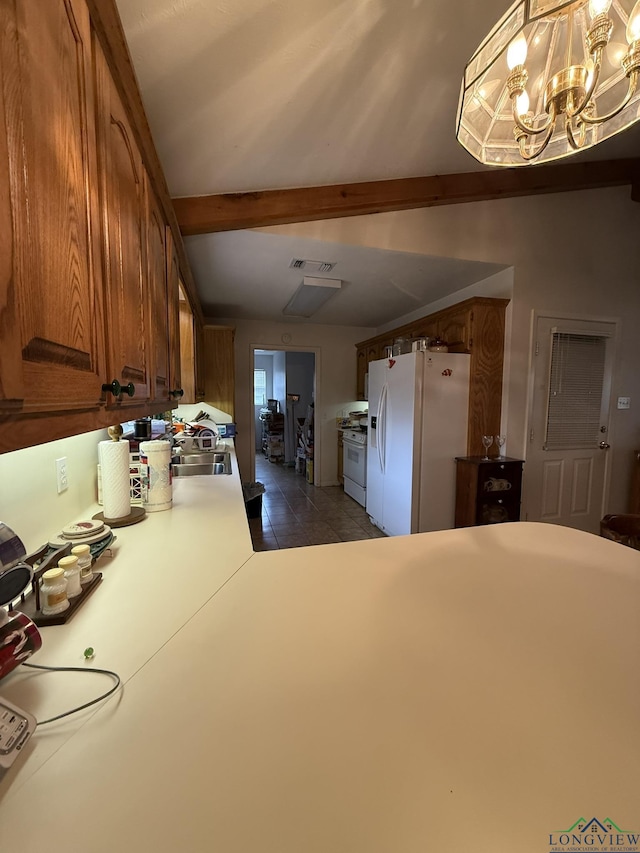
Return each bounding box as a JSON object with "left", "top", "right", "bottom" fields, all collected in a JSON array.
[{"left": 366, "top": 351, "right": 470, "bottom": 536}]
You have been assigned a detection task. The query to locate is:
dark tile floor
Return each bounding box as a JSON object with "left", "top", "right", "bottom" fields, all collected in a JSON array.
[{"left": 249, "top": 453, "right": 386, "bottom": 550}]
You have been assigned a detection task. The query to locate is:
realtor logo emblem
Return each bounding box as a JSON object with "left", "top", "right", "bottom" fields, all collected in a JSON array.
[{"left": 550, "top": 818, "right": 640, "bottom": 852}]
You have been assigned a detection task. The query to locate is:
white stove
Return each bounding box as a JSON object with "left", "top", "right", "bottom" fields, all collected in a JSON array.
[{"left": 342, "top": 429, "right": 367, "bottom": 506}]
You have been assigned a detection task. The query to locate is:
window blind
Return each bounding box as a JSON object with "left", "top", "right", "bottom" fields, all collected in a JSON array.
[
  {"left": 544, "top": 332, "right": 607, "bottom": 450},
  {"left": 254, "top": 369, "right": 267, "bottom": 406}
]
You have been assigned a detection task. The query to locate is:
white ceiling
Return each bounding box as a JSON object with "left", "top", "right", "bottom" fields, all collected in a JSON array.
[
  {"left": 185, "top": 229, "right": 505, "bottom": 325},
  {"left": 117, "top": 0, "right": 640, "bottom": 327}
]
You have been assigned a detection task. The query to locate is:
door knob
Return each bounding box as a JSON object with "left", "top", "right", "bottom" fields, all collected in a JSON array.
[{"left": 599, "top": 441, "right": 611, "bottom": 449}]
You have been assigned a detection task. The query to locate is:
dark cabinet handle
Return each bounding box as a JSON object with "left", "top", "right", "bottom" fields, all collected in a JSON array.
[
  {"left": 170, "top": 389, "right": 184, "bottom": 399},
  {"left": 102, "top": 380, "right": 135, "bottom": 398}
]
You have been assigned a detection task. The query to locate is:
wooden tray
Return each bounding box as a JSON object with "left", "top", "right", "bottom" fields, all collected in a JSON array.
[
  {"left": 17, "top": 573, "right": 103, "bottom": 626},
  {"left": 11, "top": 541, "right": 106, "bottom": 627}
]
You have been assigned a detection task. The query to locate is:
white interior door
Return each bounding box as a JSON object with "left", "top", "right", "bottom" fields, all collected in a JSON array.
[{"left": 526, "top": 316, "right": 616, "bottom": 533}]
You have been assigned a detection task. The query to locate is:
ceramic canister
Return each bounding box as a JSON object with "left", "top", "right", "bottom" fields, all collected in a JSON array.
[{"left": 139, "top": 440, "right": 172, "bottom": 512}]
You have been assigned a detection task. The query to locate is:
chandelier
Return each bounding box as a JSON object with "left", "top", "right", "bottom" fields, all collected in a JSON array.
[{"left": 456, "top": 0, "right": 640, "bottom": 165}]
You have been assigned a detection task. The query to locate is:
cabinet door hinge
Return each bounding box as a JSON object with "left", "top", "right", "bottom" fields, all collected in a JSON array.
[
  {"left": 529, "top": 428, "right": 535, "bottom": 442},
  {"left": 534, "top": 341, "right": 540, "bottom": 356}
]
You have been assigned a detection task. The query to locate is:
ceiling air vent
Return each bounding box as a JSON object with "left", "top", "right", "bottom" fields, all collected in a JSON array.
[{"left": 289, "top": 258, "right": 336, "bottom": 273}]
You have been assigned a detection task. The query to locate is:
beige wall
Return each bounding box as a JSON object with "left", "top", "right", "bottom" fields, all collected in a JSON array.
[
  {"left": 257, "top": 186, "right": 640, "bottom": 515},
  {"left": 0, "top": 428, "right": 109, "bottom": 553},
  {"left": 213, "top": 318, "right": 376, "bottom": 486}
]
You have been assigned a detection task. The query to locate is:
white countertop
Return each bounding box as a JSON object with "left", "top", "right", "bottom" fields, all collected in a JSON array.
[
  {"left": 0, "top": 442, "right": 254, "bottom": 792},
  {"left": 1, "top": 450, "right": 639, "bottom": 851}
]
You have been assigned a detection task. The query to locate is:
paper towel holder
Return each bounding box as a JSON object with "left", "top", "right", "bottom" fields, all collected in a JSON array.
[
  {"left": 98, "top": 424, "right": 146, "bottom": 527},
  {"left": 107, "top": 423, "right": 123, "bottom": 441}
]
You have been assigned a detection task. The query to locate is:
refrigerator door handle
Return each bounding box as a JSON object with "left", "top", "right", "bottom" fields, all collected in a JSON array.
[{"left": 378, "top": 382, "right": 388, "bottom": 474}]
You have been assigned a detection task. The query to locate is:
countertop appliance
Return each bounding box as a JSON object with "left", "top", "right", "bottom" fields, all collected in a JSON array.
[
  {"left": 342, "top": 429, "right": 367, "bottom": 507},
  {"left": 367, "top": 351, "right": 470, "bottom": 536}
]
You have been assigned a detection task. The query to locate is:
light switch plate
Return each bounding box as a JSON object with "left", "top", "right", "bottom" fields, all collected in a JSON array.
[
  {"left": 56, "top": 456, "right": 68, "bottom": 493},
  {"left": 617, "top": 396, "right": 631, "bottom": 410}
]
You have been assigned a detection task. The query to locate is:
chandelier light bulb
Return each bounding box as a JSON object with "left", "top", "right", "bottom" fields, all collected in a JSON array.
[
  {"left": 626, "top": 0, "right": 640, "bottom": 42},
  {"left": 588, "top": 0, "right": 612, "bottom": 19},
  {"left": 506, "top": 34, "right": 528, "bottom": 70},
  {"left": 516, "top": 90, "right": 530, "bottom": 116}
]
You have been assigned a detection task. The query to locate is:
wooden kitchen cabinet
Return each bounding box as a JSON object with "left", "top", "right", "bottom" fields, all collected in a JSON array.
[
  {"left": 194, "top": 317, "right": 206, "bottom": 401},
  {"left": 165, "top": 228, "right": 183, "bottom": 404},
  {"left": 177, "top": 276, "right": 205, "bottom": 405},
  {"left": 94, "top": 38, "right": 151, "bottom": 411},
  {"left": 355, "top": 349, "right": 368, "bottom": 402},
  {"left": 203, "top": 326, "right": 235, "bottom": 418},
  {"left": 355, "top": 342, "right": 384, "bottom": 400},
  {"left": 0, "top": 0, "right": 197, "bottom": 454},
  {"left": 355, "top": 297, "right": 509, "bottom": 456},
  {"left": 179, "top": 299, "right": 196, "bottom": 403},
  {"left": 437, "top": 308, "right": 472, "bottom": 352},
  {"left": 145, "top": 178, "right": 171, "bottom": 407},
  {"left": 0, "top": 0, "right": 106, "bottom": 426},
  {"left": 142, "top": 197, "right": 183, "bottom": 412}
]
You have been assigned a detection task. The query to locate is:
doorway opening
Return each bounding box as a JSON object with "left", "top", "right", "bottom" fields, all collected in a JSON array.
[{"left": 252, "top": 348, "right": 317, "bottom": 483}]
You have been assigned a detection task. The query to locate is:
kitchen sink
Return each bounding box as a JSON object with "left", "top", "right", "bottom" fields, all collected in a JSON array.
[{"left": 171, "top": 450, "right": 232, "bottom": 476}]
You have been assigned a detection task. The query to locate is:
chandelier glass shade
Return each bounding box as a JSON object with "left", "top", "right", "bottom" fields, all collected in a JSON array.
[{"left": 456, "top": 0, "right": 640, "bottom": 165}]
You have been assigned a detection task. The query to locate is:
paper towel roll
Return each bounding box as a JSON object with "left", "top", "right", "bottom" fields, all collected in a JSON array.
[
  {"left": 140, "top": 440, "right": 172, "bottom": 512},
  {"left": 98, "top": 439, "right": 131, "bottom": 519}
]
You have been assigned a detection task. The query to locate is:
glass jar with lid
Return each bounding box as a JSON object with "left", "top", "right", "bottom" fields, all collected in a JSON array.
[
  {"left": 58, "top": 555, "right": 82, "bottom": 598},
  {"left": 41, "top": 568, "right": 69, "bottom": 616},
  {"left": 392, "top": 336, "right": 411, "bottom": 356},
  {"left": 71, "top": 544, "right": 93, "bottom": 584},
  {"left": 428, "top": 337, "right": 449, "bottom": 353}
]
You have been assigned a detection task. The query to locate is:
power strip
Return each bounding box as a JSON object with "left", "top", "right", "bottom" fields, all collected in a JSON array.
[{"left": 0, "top": 695, "right": 36, "bottom": 779}]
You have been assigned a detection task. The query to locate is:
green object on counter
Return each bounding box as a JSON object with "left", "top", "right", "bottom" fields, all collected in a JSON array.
[{"left": 84, "top": 647, "right": 94, "bottom": 659}]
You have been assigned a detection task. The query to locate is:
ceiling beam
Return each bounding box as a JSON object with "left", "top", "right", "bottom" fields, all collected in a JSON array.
[{"left": 173, "top": 158, "right": 640, "bottom": 235}]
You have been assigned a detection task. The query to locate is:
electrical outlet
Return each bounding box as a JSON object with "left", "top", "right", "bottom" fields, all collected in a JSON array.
[
  {"left": 617, "top": 396, "right": 631, "bottom": 410},
  {"left": 56, "top": 457, "right": 68, "bottom": 493}
]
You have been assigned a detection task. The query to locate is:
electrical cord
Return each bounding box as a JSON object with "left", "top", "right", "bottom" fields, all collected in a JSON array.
[{"left": 21, "top": 662, "right": 121, "bottom": 725}]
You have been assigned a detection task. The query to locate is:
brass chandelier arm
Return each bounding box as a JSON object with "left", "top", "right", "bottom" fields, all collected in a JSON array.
[
  {"left": 569, "top": 54, "right": 603, "bottom": 118},
  {"left": 565, "top": 89, "right": 590, "bottom": 150},
  {"left": 579, "top": 70, "right": 639, "bottom": 124},
  {"left": 566, "top": 113, "right": 589, "bottom": 150},
  {"left": 516, "top": 104, "right": 558, "bottom": 161},
  {"left": 511, "top": 98, "right": 554, "bottom": 136}
]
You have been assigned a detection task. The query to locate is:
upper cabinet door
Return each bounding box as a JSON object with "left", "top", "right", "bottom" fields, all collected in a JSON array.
[
  {"left": 0, "top": 0, "right": 105, "bottom": 416},
  {"left": 145, "top": 177, "right": 171, "bottom": 406},
  {"left": 94, "top": 37, "right": 150, "bottom": 409},
  {"left": 165, "top": 228, "right": 182, "bottom": 403}
]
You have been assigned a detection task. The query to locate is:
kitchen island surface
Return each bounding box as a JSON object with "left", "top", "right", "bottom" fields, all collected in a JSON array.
[{"left": 0, "top": 447, "right": 638, "bottom": 851}]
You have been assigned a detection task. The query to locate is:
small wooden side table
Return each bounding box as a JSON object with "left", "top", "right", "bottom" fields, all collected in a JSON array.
[{"left": 455, "top": 456, "right": 524, "bottom": 528}]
